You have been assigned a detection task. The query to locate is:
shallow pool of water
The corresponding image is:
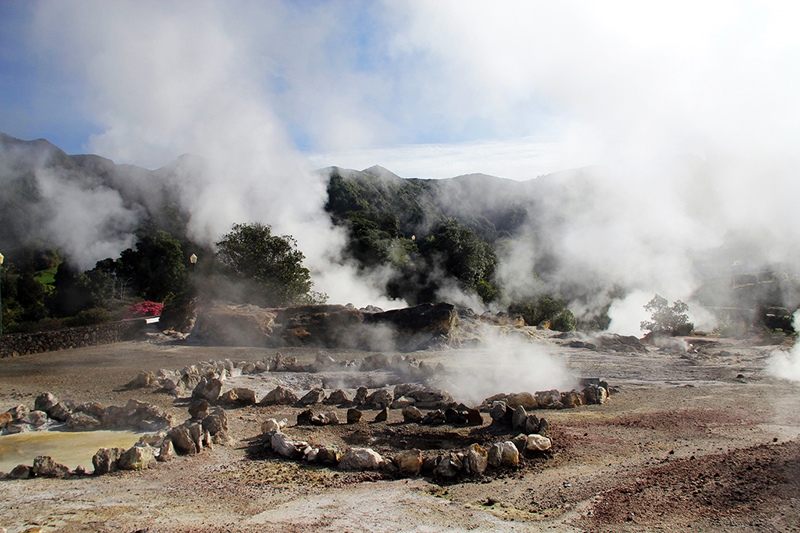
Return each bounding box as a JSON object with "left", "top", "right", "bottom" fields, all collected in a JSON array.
[{"left": 0, "top": 430, "right": 142, "bottom": 473}]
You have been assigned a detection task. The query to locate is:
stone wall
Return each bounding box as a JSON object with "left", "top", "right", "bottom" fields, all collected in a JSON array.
[{"left": 0, "top": 320, "right": 146, "bottom": 358}]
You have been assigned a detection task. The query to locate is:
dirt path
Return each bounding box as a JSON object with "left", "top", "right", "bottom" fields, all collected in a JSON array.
[{"left": 0, "top": 335, "right": 799, "bottom": 532}]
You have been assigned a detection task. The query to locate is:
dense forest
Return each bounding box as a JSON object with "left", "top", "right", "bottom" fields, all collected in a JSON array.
[{"left": 1, "top": 133, "right": 797, "bottom": 336}]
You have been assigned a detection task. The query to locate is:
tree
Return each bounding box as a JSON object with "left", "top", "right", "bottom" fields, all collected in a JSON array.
[
  {"left": 509, "top": 295, "right": 576, "bottom": 332},
  {"left": 215, "top": 223, "right": 316, "bottom": 307},
  {"left": 116, "top": 231, "right": 187, "bottom": 302},
  {"left": 421, "top": 219, "right": 497, "bottom": 291},
  {"left": 640, "top": 294, "right": 694, "bottom": 336}
]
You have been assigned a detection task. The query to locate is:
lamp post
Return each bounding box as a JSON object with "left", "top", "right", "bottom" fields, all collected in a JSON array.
[
  {"left": 189, "top": 254, "right": 198, "bottom": 268},
  {"left": 0, "top": 252, "right": 4, "bottom": 336}
]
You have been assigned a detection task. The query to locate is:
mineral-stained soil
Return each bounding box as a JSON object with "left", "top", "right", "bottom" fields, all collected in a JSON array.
[{"left": 1, "top": 332, "right": 800, "bottom": 532}]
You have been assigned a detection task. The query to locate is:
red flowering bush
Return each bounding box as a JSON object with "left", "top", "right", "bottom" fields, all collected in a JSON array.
[{"left": 128, "top": 301, "right": 164, "bottom": 318}]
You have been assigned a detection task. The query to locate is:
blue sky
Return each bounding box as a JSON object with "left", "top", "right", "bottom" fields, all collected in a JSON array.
[{"left": 1, "top": 1, "right": 799, "bottom": 179}]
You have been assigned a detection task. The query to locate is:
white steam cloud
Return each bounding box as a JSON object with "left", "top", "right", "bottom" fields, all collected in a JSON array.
[{"left": 17, "top": 1, "right": 800, "bottom": 328}]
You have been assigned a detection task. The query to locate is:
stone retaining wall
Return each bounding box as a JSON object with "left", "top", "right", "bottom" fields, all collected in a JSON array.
[{"left": 0, "top": 320, "right": 146, "bottom": 358}]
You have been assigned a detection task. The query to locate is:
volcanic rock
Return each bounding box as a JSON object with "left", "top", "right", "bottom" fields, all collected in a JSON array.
[
  {"left": 534, "top": 390, "right": 562, "bottom": 409},
  {"left": 365, "top": 389, "right": 392, "bottom": 409},
  {"left": 488, "top": 441, "right": 519, "bottom": 467},
  {"left": 324, "top": 389, "right": 350, "bottom": 405},
  {"left": 390, "top": 396, "right": 415, "bottom": 409},
  {"left": 191, "top": 304, "right": 275, "bottom": 346},
  {"left": 524, "top": 414, "right": 540, "bottom": 435},
  {"left": 9, "top": 464, "right": 33, "bottom": 479},
  {"left": 25, "top": 410, "right": 49, "bottom": 427},
  {"left": 92, "top": 447, "right": 125, "bottom": 475},
  {"left": 157, "top": 439, "right": 175, "bottom": 462},
  {"left": 363, "top": 302, "right": 458, "bottom": 351},
  {"left": 66, "top": 412, "right": 101, "bottom": 431},
  {"left": 126, "top": 371, "right": 156, "bottom": 389},
  {"left": 583, "top": 384, "right": 608, "bottom": 405},
  {"left": 512, "top": 405, "right": 527, "bottom": 429},
  {"left": 373, "top": 407, "right": 389, "bottom": 422},
  {"left": 201, "top": 408, "right": 228, "bottom": 435},
  {"left": 259, "top": 385, "right": 299, "bottom": 406},
  {"left": 420, "top": 410, "right": 447, "bottom": 425},
  {"left": 339, "top": 447, "right": 384, "bottom": 471},
  {"left": 118, "top": 445, "right": 157, "bottom": 471},
  {"left": 188, "top": 399, "right": 210, "bottom": 419},
  {"left": 347, "top": 408, "right": 363, "bottom": 424},
  {"left": 466, "top": 443, "right": 488, "bottom": 475},
  {"left": 561, "top": 390, "right": 583, "bottom": 408},
  {"left": 34, "top": 392, "right": 58, "bottom": 413},
  {"left": 512, "top": 434, "right": 528, "bottom": 454},
  {"left": 281, "top": 306, "right": 365, "bottom": 348},
  {"left": 394, "top": 449, "right": 423, "bottom": 476},
  {"left": 192, "top": 378, "right": 223, "bottom": 403},
  {"left": 32, "top": 455, "right": 71, "bottom": 478},
  {"left": 168, "top": 426, "right": 198, "bottom": 455},
  {"left": 402, "top": 406, "right": 423, "bottom": 423},
  {"left": 307, "top": 445, "right": 342, "bottom": 465},
  {"left": 435, "top": 453, "right": 463, "bottom": 478},
  {"left": 270, "top": 432, "right": 306, "bottom": 459},
  {"left": 507, "top": 392, "right": 537, "bottom": 409},
  {"left": 466, "top": 408, "right": 483, "bottom": 426},
  {"left": 296, "top": 409, "right": 314, "bottom": 425},
  {"left": 353, "top": 386, "right": 368, "bottom": 405},
  {"left": 525, "top": 434, "right": 552, "bottom": 452},
  {"left": 299, "top": 388, "right": 326, "bottom": 405}
]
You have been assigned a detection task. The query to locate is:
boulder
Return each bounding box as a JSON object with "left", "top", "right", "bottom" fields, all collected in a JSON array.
[
  {"left": 524, "top": 414, "right": 540, "bottom": 435},
  {"left": 259, "top": 386, "right": 299, "bottom": 406},
  {"left": 47, "top": 402, "right": 72, "bottom": 422},
  {"left": 561, "top": 390, "right": 583, "bottom": 408},
  {"left": 261, "top": 418, "right": 284, "bottom": 435},
  {"left": 525, "top": 434, "right": 552, "bottom": 453},
  {"left": 25, "top": 410, "right": 49, "bottom": 427},
  {"left": 157, "top": 439, "right": 175, "bottom": 462},
  {"left": 434, "top": 453, "right": 463, "bottom": 478},
  {"left": 488, "top": 442, "right": 519, "bottom": 467},
  {"left": 201, "top": 408, "right": 228, "bottom": 436},
  {"left": 191, "top": 304, "right": 275, "bottom": 346},
  {"left": 507, "top": 392, "right": 538, "bottom": 409},
  {"left": 534, "top": 390, "right": 563, "bottom": 409},
  {"left": 32, "top": 455, "right": 71, "bottom": 478},
  {"left": 219, "top": 387, "right": 257, "bottom": 406},
  {"left": 365, "top": 389, "right": 392, "bottom": 409},
  {"left": 192, "top": 378, "right": 223, "bottom": 403},
  {"left": 339, "top": 447, "right": 384, "bottom": 471},
  {"left": 353, "top": 387, "right": 369, "bottom": 405},
  {"left": 363, "top": 303, "right": 458, "bottom": 351},
  {"left": 126, "top": 371, "right": 156, "bottom": 389},
  {"left": 393, "top": 449, "right": 423, "bottom": 476},
  {"left": 299, "top": 388, "right": 326, "bottom": 405},
  {"left": 34, "top": 392, "right": 58, "bottom": 413},
  {"left": 346, "top": 408, "right": 363, "bottom": 424},
  {"left": 9, "top": 464, "right": 33, "bottom": 479},
  {"left": 168, "top": 426, "right": 198, "bottom": 455},
  {"left": 512, "top": 405, "right": 528, "bottom": 429},
  {"left": 280, "top": 306, "right": 365, "bottom": 348},
  {"left": 583, "top": 385, "right": 608, "bottom": 405},
  {"left": 373, "top": 407, "right": 389, "bottom": 422},
  {"left": 390, "top": 396, "right": 415, "bottom": 409},
  {"left": 307, "top": 445, "right": 342, "bottom": 465},
  {"left": 118, "top": 445, "right": 157, "bottom": 471},
  {"left": 466, "top": 408, "right": 483, "bottom": 426},
  {"left": 402, "top": 406, "right": 423, "bottom": 423},
  {"left": 325, "top": 389, "right": 350, "bottom": 405},
  {"left": 420, "top": 410, "right": 446, "bottom": 425},
  {"left": 188, "top": 399, "right": 211, "bottom": 419},
  {"left": 66, "top": 412, "right": 101, "bottom": 431},
  {"left": 465, "top": 443, "right": 488, "bottom": 475},
  {"left": 270, "top": 432, "right": 305, "bottom": 459},
  {"left": 490, "top": 401, "right": 511, "bottom": 425},
  {"left": 92, "top": 447, "right": 125, "bottom": 475}
]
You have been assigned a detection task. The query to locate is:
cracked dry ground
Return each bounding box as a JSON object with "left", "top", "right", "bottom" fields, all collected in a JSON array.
[{"left": 1, "top": 334, "right": 800, "bottom": 532}]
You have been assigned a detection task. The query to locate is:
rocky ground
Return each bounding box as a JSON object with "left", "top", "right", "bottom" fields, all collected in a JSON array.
[{"left": 1, "top": 329, "right": 800, "bottom": 532}]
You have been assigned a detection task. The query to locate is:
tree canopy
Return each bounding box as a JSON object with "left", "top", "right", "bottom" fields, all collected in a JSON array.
[{"left": 215, "top": 222, "right": 315, "bottom": 307}]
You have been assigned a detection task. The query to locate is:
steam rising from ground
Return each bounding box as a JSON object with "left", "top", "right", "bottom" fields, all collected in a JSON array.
[
  {"left": 769, "top": 312, "right": 800, "bottom": 384},
  {"left": 16, "top": 2, "right": 800, "bottom": 322},
  {"left": 437, "top": 330, "right": 575, "bottom": 406}
]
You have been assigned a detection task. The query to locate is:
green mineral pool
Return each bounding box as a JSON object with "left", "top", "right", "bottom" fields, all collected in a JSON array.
[{"left": 0, "top": 430, "right": 142, "bottom": 473}]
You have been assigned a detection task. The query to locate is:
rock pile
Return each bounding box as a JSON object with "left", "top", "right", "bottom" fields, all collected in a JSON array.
[
  {"left": 1, "top": 393, "right": 172, "bottom": 435},
  {"left": 2, "top": 398, "right": 232, "bottom": 479},
  {"left": 260, "top": 412, "right": 552, "bottom": 480},
  {"left": 479, "top": 380, "right": 613, "bottom": 412},
  {"left": 127, "top": 351, "right": 446, "bottom": 404}
]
